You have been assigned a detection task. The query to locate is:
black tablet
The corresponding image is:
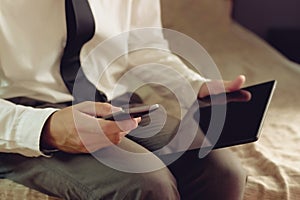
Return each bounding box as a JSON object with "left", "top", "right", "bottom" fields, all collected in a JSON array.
[{"left": 196, "top": 80, "right": 277, "bottom": 149}]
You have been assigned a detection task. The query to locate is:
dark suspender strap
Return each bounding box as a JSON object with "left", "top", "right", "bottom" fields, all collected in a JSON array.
[{"left": 60, "top": 0, "right": 107, "bottom": 104}]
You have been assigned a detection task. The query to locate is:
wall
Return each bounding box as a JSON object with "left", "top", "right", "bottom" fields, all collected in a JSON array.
[
  {"left": 232, "top": 0, "right": 300, "bottom": 63},
  {"left": 232, "top": 0, "right": 300, "bottom": 39}
]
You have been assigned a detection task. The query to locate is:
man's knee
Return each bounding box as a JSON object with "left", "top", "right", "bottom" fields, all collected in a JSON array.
[
  {"left": 205, "top": 150, "right": 247, "bottom": 200},
  {"left": 215, "top": 161, "right": 246, "bottom": 189},
  {"left": 55, "top": 167, "right": 179, "bottom": 200},
  {"left": 113, "top": 168, "right": 180, "bottom": 200}
]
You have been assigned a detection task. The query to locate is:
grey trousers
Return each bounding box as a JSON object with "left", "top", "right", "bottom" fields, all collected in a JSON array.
[{"left": 0, "top": 98, "right": 246, "bottom": 200}]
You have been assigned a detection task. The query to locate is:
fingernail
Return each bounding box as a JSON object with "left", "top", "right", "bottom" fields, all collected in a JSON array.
[{"left": 136, "top": 117, "right": 142, "bottom": 123}]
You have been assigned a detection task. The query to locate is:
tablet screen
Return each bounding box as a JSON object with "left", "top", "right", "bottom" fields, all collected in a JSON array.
[{"left": 196, "top": 80, "right": 276, "bottom": 149}]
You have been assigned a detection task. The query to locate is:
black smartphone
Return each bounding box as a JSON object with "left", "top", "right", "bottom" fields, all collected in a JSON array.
[{"left": 102, "top": 104, "right": 160, "bottom": 121}]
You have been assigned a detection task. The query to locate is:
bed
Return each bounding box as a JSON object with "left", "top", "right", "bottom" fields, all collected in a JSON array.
[{"left": 1, "top": 0, "right": 299, "bottom": 199}]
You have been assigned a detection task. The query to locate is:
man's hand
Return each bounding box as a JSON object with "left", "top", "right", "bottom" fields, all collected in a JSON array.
[
  {"left": 198, "top": 75, "right": 246, "bottom": 98},
  {"left": 41, "top": 102, "right": 141, "bottom": 154}
]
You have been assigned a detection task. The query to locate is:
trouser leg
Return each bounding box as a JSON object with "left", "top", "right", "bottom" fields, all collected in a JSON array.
[
  {"left": 1, "top": 97, "right": 180, "bottom": 199},
  {"left": 167, "top": 149, "right": 246, "bottom": 200},
  {"left": 0, "top": 138, "right": 179, "bottom": 200}
]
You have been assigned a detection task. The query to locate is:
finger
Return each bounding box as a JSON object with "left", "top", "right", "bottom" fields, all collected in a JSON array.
[
  {"left": 225, "top": 90, "right": 252, "bottom": 104},
  {"left": 73, "top": 110, "right": 140, "bottom": 136},
  {"left": 224, "top": 75, "right": 246, "bottom": 92},
  {"left": 74, "top": 101, "right": 121, "bottom": 117},
  {"left": 107, "top": 131, "right": 128, "bottom": 145},
  {"left": 100, "top": 118, "right": 139, "bottom": 134},
  {"left": 82, "top": 132, "right": 127, "bottom": 152},
  {"left": 94, "top": 103, "right": 122, "bottom": 117},
  {"left": 199, "top": 80, "right": 224, "bottom": 98},
  {"left": 134, "top": 117, "right": 142, "bottom": 124},
  {"left": 236, "top": 90, "right": 251, "bottom": 101},
  {"left": 199, "top": 75, "right": 246, "bottom": 98},
  {"left": 76, "top": 122, "right": 129, "bottom": 151}
]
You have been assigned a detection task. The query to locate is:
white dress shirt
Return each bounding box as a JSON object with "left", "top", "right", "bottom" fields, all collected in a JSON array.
[{"left": 0, "top": 0, "right": 206, "bottom": 157}]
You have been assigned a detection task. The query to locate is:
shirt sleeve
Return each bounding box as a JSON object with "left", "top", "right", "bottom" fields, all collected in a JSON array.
[
  {"left": 127, "top": 0, "right": 209, "bottom": 109},
  {"left": 0, "top": 99, "right": 58, "bottom": 157}
]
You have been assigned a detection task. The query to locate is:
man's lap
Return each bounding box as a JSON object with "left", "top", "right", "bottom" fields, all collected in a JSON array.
[
  {"left": 1, "top": 97, "right": 246, "bottom": 199},
  {"left": 0, "top": 139, "right": 179, "bottom": 199}
]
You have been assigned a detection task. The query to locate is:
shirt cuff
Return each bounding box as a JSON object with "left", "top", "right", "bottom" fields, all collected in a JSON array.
[
  {"left": 15, "top": 106, "right": 59, "bottom": 157},
  {"left": 179, "top": 72, "right": 210, "bottom": 110}
]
